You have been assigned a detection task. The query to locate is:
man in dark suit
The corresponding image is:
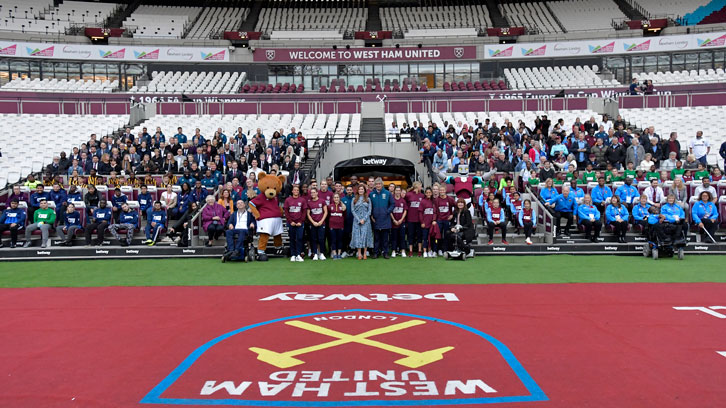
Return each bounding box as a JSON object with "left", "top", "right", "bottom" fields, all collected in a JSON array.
[{"left": 226, "top": 161, "right": 245, "bottom": 184}]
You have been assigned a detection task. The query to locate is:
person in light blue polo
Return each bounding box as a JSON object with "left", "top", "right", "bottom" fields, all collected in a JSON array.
[
  {"left": 691, "top": 191, "right": 718, "bottom": 243},
  {"left": 615, "top": 178, "right": 639, "bottom": 211},
  {"left": 548, "top": 185, "right": 578, "bottom": 236},
  {"left": 576, "top": 194, "right": 601, "bottom": 242}
]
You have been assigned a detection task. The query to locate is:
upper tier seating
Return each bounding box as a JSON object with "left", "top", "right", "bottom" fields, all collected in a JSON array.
[
  {"left": 381, "top": 5, "right": 491, "bottom": 32},
  {"left": 627, "top": 0, "right": 710, "bottom": 20},
  {"left": 499, "top": 2, "right": 562, "bottom": 34},
  {"left": 504, "top": 65, "right": 621, "bottom": 90},
  {"left": 130, "top": 113, "right": 359, "bottom": 143},
  {"left": 546, "top": 0, "right": 625, "bottom": 32},
  {"left": 1, "top": 78, "right": 118, "bottom": 93},
  {"left": 620, "top": 106, "right": 726, "bottom": 166},
  {"left": 0, "top": 114, "right": 129, "bottom": 187},
  {"left": 0, "top": 0, "right": 121, "bottom": 34},
  {"left": 130, "top": 71, "right": 246, "bottom": 94},
  {"left": 185, "top": 7, "right": 249, "bottom": 39},
  {"left": 123, "top": 5, "right": 201, "bottom": 39},
  {"left": 256, "top": 7, "right": 366, "bottom": 33},
  {"left": 633, "top": 69, "right": 726, "bottom": 85},
  {"left": 318, "top": 78, "right": 427, "bottom": 93},
  {"left": 444, "top": 80, "right": 507, "bottom": 91}
]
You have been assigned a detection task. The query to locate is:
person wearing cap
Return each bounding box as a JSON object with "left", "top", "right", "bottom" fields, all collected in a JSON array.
[
  {"left": 0, "top": 199, "right": 26, "bottom": 248},
  {"left": 57, "top": 203, "right": 82, "bottom": 246},
  {"left": 23, "top": 198, "right": 55, "bottom": 248}
]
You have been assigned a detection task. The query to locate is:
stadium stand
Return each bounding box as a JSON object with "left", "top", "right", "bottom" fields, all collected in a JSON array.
[
  {"left": 499, "top": 2, "right": 562, "bottom": 34},
  {"left": 1, "top": 78, "right": 119, "bottom": 93},
  {"left": 444, "top": 80, "right": 507, "bottom": 91},
  {"left": 123, "top": 5, "right": 202, "bottom": 38},
  {"left": 256, "top": 7, "right": 366, "bottom": 34},
  {"left": 130, "top": 71, "right": 246, "bottom": 94},
  {"left": 626, "top": 0, "right": 710, "bottom": 20},
  {"left": 319, "top": 78, "right": 427, "bottom": 93},
  {"left": 0, "top": 0, "right": 122, "bottom": 34},
  {"left": 0, "top": 114, "right": 129, "bottom": 188},
  {"left": 546, "top": 0, "right": 626, "bottom": 32},
  {"left": 632, "top": 69, "right": 726, "bottom": 85},
  {"left": 185, "top": 7, "right": 249, "bottom": 39},
  {"left": 504, "top": 65, "right": 620, "bottom": 90},
  {"left": 620, "top": 106, "right": 725, "bottom": 166},
  {"left": 380, "top": 5, "right": 492, "bottom": 32},
  {"left": 131, "top": 113, "right": 358, "bottom": 143},
  {"left": 242, "top": 83, "right": 303, "bottom": 93}
]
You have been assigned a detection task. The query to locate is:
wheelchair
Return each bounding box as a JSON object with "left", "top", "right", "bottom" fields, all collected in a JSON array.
[
  {"left": 642, "top": 221, "right": 687, "bottom": 260},
  {"left": 443, "top": 225, "right": 472, "bottom": 261},
  {"left": 222, "top": 231, "right": 255, "bottom": 263}
]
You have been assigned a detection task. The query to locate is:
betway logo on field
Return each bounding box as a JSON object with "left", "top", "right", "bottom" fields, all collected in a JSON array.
[
  {"left": 260, "top": 292, "right": 459, "bottom": 302},
  {"left": 362, "top": 158, "right": 387, "bottom": 165},
  {"left": 141, "top": 310, "right": 547, "bottom": 405}
]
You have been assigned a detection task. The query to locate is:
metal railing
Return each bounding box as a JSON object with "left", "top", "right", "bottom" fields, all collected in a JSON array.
[
  {"left": 525, "top": 185, "right": 555, "bottom": 244},
  {"left": 306, "top": 131, "right": 332, "bottom": 181}
]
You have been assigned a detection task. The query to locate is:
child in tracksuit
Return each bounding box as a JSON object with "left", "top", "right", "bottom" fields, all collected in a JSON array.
[
  {"left": 57, "top": 203, "right": 82, "bottom": 246},
  {"left": 0, "top": 199, "right": 26, "bottom": 248},
  {"left": 144, "top": 201, "right": 167, "bottom": 246}
]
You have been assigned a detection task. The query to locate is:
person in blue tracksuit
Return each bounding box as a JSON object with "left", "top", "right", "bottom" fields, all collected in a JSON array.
[
  {"left": 144, "top": 201, "right": 167, "bottom": 246},
  {"left": 369, "top": 178, "right": 395, "bottom": 258},
  {"left": 591, "top": 177, "right": 613, "bottom": 215},
  {"left": 85, "top": 199, "right": 113, "bottom": 246},
  {"left": 691, "top": 191, "right": 719, "bottom": 243},
  {"left": 49, "top": 182, "right": 68, "bottom": 219},
  {"left": 137, "top": 185, "right": 153, "bottom": 220},
  {"left": 109, "top": 202, "right": 139, "bottom": 246},
  {"left": 0, "top": 199, "right": 26, "bottom": 248},
  {"left": 223, "top": 200, "right": 257, "bottom": 262},
  {"left": 615, "top": 178, "right": 639, "bottom": 211},
  {"left": 66, "top": 186, "right": 83, "bottom": 205},
  {"left": 110, "top": 187, "right": 128, "bottom": 223},
  {"left": 547, "top": 185, "right": 578, "bottom": 236},
  {"left": 606, "top": 195, "right": 630, "bottom": 243},
  {"left": 568, "top": 179, "right": 585, "bottom": 203},
  {"left": 577, "top": 194, "right": 601, "bottom": 242},
  {"left": 631, "top": 194, "right": 652, "bottom": 235},
  {"left": 57, "top": 203, "right": 82, "bottom": 246},
  {"left": 28, "top": 184, "right": 50, "bottom": 220}
]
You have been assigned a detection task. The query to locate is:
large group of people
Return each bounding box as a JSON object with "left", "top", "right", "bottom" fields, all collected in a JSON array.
[{"left": 1, "top": 113, "right": 724, "bottom": 251}]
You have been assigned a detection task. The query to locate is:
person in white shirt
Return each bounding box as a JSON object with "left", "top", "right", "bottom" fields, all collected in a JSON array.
[
  {"left": 387, "top": 121, "right": 398, "bottom": 140},
  {"left": 601, "top": 114, "right": 612, "bottom": 133},
  {"left": 643, "top": 179, "right": 665, "bottom": 207},
  {"left": 247, "top": 159, "right": 263, "bottom": 179},
  {"left": 222, "top": 200, "right": 256, "bottom": 262},
  {"left": 693, "top": 177, "right": 718, "bottom": 203},
  {"left": 160, "top": 185, "right": 177, "bottom": 218},
  {"left": 638, "top": 153, "right": 655, "bottom": 172},
  {"left": 689, "top": 131, "right": 711, "bottom": 165}
]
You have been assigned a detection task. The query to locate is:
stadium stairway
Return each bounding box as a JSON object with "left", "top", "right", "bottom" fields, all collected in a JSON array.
[
  {"left": 105, "top": 0, "right": 140, "bottom": 30},
  {"left": 484, "top": 0, "right": 510, "bottom": 28},
  {"left": 359, "top": 118, "right": 386, "bottom": 142},
  {"left": 366, "top": 3, "right": 382, "bottom": 31},
  {"left": 239, "top": 0, "right": 263, "bottom": 31},
  {"left": 611, "top": 0, "right": 646, "bottom": 21}
]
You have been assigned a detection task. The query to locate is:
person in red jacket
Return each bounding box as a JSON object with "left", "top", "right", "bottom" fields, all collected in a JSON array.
[
  {"left": 306, "top": 187, "right": 328, "bottom": 260},
  {"left": 390, "top": 186, "right": 408, "bottom": 258},
  {"left": 284, "top": 185, "right": 308, "bottom": 262},
  {"left": 328, "top": 193, "right": 346, "bottom": 259},
  {"left": 419, "top": 187, "right": 437, "bottom": 258},
  {"left": 405, "top": 181, "right": 424, "bottom": 257}
]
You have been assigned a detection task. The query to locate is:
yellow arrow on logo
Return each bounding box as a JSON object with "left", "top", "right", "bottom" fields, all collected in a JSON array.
[{"left": 249, "top": 319, "right": 454, "bottom": 369}]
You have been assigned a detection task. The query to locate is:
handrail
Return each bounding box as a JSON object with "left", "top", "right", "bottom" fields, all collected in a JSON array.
[
  {"left": 525, "top": 184, "right": 555, "bottom": 244},
  {"left": 306, "top": 131, "right": 332, "bottom": 181}
]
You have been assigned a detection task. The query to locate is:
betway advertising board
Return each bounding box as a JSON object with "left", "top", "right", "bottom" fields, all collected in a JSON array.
[
  {"left": 0, "top": 41, "right": 229, "bottom": 62},
  {"left": 485, "top": 31, "right": 726, "bottom": 59}
]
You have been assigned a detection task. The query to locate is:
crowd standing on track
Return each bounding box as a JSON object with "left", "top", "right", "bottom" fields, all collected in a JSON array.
[{"left": 0, "top": 114, "right": 724, "bottom": 255}]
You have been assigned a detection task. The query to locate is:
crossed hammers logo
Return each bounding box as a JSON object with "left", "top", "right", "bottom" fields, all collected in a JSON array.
[{"left": 249, "top": 319, "right": 454, "bottom": 369}]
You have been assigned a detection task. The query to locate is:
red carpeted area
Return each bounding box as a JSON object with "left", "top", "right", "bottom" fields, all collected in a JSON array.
[{"left": 1, "top": 284, "right": 725, "bottom": 407}]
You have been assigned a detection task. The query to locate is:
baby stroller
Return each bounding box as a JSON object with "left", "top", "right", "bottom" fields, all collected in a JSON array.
[
  {"left": 642, "top": 220, "right": 687, "bottom": 260},
  {"left": 443, "top": 224, "right": 471, "bottom": 261}
]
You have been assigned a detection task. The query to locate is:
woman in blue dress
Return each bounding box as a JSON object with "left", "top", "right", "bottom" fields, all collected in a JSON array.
[{"left": 351, "top": 184, "right": 373, "bottom": 260}]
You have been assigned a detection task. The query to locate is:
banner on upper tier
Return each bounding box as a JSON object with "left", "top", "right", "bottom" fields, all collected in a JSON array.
[
  {"left": 253, "top": 46, "right": 477, "bottom": 62},
  {"left": 0, "top": 41, "right": 229, "bottom": 62},
  {"left": 484, "top": 31, "right": 726, "bottom": 59}
]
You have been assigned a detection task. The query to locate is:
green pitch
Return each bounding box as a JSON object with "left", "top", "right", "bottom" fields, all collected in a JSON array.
[{"left": 2, "top": 255, "right": 725, "bottom": 288}]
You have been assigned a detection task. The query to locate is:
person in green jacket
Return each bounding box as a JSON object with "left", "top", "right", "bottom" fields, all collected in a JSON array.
[{"left": 23, "top": 199, "right": 56, "bottom": 248}]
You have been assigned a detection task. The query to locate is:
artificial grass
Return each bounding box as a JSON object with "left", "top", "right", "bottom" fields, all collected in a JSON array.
[{"left": 1, "top": 255, "right": 725, "bottom": 288}]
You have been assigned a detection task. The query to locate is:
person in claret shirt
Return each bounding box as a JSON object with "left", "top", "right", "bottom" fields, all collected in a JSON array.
[
  {"left": 328, "top": 193, "right": 347, "bottom": 259},
  {"left": 307, "top": 188, "right": 328, "bottom": 261},
  {"left": 390, "top": 186, "right": 408, "bottom": 258},
  {"left": 486, "top": 198, "right": 507, "bottom": 245},
  {"left": 405, "top": 181, "right": 424, "bottom": 257},
  {"left": 284, "top": 185, "right": 308, "bottom": 262},
  {"left": 419, "top": 187, "right": 437, "bottom": 258},
  {"left": 318, "top": 180, "right": 334, "bottom": 207},
  {"left": 434, "top": 184, "right": 455, "bottom": 256},
  {"left": 518, "top": 199, "right": 536, "bottom": 245}
]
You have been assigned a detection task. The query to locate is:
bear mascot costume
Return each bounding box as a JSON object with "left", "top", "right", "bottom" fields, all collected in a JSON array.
[{"left": 248, "top": 172, "right": 286, "bottom": 261}]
